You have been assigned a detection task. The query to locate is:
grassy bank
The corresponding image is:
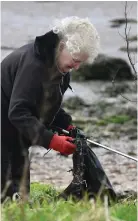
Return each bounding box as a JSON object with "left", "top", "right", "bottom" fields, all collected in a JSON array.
[{"left": 2, "top": 183, "right": 137, "bottom": 221}]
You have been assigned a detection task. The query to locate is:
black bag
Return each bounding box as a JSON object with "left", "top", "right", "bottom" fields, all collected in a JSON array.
[{"left": 58, "top": 129, "right": 117, "bottom": 202}]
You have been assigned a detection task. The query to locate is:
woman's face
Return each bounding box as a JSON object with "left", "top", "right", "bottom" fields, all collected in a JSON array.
[{"left": 56, "top": 42, "right": 89, "bottom": 73}]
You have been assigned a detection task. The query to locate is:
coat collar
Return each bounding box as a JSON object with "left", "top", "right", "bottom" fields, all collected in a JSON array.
[{"left": 34, "top": 30, "right": 60, "bottom": 64}]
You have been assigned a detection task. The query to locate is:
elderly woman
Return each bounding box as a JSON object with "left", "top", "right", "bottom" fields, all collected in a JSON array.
[{"left": 1, "top": 16, "right": 100, "bottom": 201}]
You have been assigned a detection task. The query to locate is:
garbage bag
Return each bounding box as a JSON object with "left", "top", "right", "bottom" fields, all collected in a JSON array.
[{"left": 58, "top": 137, "right": 116, "bottom": 202}]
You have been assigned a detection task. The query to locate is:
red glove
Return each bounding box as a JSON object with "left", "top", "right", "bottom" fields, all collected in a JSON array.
[
  {"left": 49, "top": 134, "right": 76, "bottom": 155},
  {"left": 66, "top": 125, "right": 76, "bottom": 131}
]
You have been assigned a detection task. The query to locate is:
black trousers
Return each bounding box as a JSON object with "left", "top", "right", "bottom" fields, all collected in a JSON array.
[
  {"left": 1, "top": 90, "right": 30, "bottom": 202},
  {"left": 1, "top": 136, "right": 30, "bottom": 202}
]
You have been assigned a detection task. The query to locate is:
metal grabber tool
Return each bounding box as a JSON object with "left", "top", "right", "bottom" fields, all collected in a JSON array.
[{"left": 58, "top": 127, "right": 138, "bottom": 162}]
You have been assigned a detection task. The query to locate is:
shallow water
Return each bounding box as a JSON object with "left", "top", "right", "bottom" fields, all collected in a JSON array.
[{"left": 1, "top": 1, "right": 137, "bottom": 63}]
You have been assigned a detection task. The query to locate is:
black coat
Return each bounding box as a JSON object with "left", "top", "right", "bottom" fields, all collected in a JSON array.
[{"left": 1, "top": 31, "right": 72, "bottom": 149}]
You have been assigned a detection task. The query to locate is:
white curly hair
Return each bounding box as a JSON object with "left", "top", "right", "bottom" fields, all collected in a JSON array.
[{"left": 52, "top": 16, "right": 100, "bottom": 64}]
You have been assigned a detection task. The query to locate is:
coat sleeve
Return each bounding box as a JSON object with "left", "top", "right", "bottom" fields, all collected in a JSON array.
[
  {"left": 51, "top": 108, "right": 72, "bottom": 130},
  {"left": 8, "top": 61, "right": 54, "bottom": 149}
]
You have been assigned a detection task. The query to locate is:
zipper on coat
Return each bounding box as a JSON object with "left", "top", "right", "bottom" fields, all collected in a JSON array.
[{"left": 49, "top": 82, "right": 63, "bottom": 126}]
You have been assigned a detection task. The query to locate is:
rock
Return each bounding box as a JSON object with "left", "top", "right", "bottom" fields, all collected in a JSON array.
[
  {"left": 72, "top": 54, "right": 134, "bottom": 81},
  {"left": 72, "top": 116, "right": 98, "bottom": 124},
  {"left": 1, "top": 46, "right": 17, "bottom": 50},
  {"left": 117, "top": 190, "right": 137, "bottom": 200},
  {"left": 129, "top": 134, "right": 137, "bottom": 140},
  {"left": 88, "top": 99, "right": 115, "bottom": 118},
  {"left": 109, "top": 18, "right": 137, "bottom": 28},
  {"left": 127, "top": 35, "right": 137, "bottom": 42},
  {"left": 116, "top": 103, "right": 137, "bottom": 118},
  {"left": 101, "top": 82, "right": 134, "bottom": 97},
  {"left": 63, "top": 96, "right": 89, "bottom": 110},
  {"left": 119, "top": 46, "right": 137, "bottom": 53},
  {"left": 106, "top": 123, "right": 121, "bottom": 132}
]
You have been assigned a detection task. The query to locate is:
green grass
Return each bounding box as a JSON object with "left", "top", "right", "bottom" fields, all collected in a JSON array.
[
  {"left": 96, "top": 115, "right": 132, "bottom": 126},
  {"left": 111, "top": 202, "right": 137, "bottom": 221},
  {"left": 2, "top": 183, "right": 137, "bottom": 221}
]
